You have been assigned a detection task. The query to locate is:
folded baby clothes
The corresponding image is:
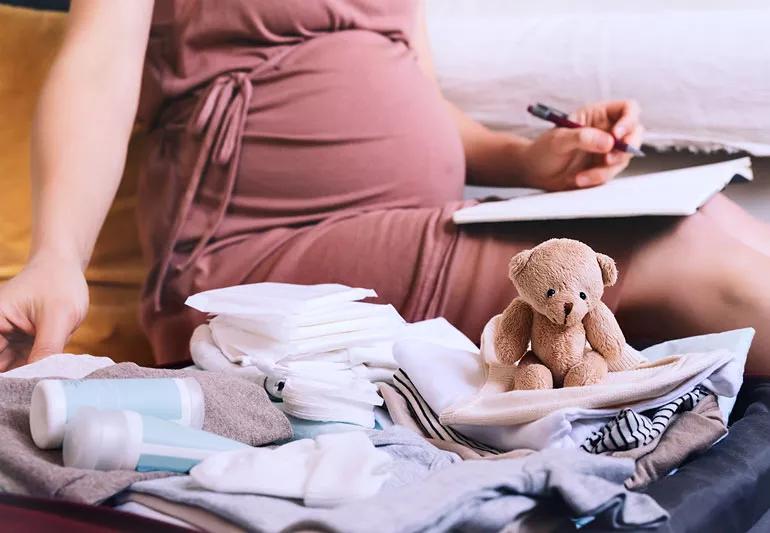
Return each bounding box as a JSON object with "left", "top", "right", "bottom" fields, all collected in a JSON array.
[
  {"left": 393, "top": 318, "right": 750, "bottom": 451},
  {"left": 189, "top": 283, "right": 404, "bottom": 369},
  {"left": 439, "top": 315, "right": 747, "bottom": 428},
  {"left": 190, "top": 432, "right": 392, "bottom": 507},
  {"left": 215, "top": 303, "right": 404, "bottom": 343},
  {"left": 192, "top": 311, "right": 482, "bottom": 430},
  {"left": 379, "top": 378, "right": 535, "bottom": 461},
  {"left": 209, "top": 315, "right": 402, "bottom": 369},
  {"left": 188, "top": 283, "right": 410, "bottom": 429},
  {"left": 390, "top": 369, "right": 504, "bottom": 456},
  {"left": 581, "top": 387, "right": 710, "bottom": 454},
  {"left": 133, "top": 430, "right": 668, "bottom": 532},
  {"left": 619, "top": 394, "right": 728, "bottom": 490}
]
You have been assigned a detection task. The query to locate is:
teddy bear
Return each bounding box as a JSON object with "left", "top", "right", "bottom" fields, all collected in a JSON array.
[{"left": 495, "top": 238, "right": 635, "bottom": 390}]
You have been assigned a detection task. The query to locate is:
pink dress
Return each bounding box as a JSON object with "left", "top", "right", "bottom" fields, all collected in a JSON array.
[{"left": 136, "top": 0, "right": 631, "bottom": 363}]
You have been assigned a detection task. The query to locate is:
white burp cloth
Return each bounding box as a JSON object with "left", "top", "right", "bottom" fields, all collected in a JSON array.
[
  {"left": 209, "top": 315, "right": 403, "bottom": 369},
  {"left": 185, "top": 283, "right": 377, "bottom": 317},
  {"left": 218, "top": 303, "right": 404, "bottom": 342}
]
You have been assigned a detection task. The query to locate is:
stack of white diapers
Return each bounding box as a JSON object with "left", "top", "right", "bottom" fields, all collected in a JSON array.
[{"left": 187, "top": 283, "right": 406, "bottom": 427}]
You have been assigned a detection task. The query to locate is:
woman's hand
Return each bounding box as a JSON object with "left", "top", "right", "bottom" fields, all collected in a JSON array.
[
  {"left": 521, "top": 100, "right": 644, "bottom": 191},
  {"left": 0, "top": 252, "right": 89, "bottom": 371}
]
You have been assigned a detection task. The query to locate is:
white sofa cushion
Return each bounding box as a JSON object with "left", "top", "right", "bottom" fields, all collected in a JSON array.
[{"left": 427, "top": 1, "right": 770, "bottom": 155}]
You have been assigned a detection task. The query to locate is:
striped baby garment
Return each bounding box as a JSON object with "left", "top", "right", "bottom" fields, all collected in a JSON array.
[
  {"left": 581, "top": 386, "right": 710, "bottom": 454},
  {"left": 391, "top": 369, "right": 503, "bottom": 456}
]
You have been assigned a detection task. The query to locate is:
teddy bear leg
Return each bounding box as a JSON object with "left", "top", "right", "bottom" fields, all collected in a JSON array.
[
  {"left": 513, "top": 351, "right": 554, "bottom": 390},
  {"left": 563, "top": 351, "right": 609, "bottom": 387}
]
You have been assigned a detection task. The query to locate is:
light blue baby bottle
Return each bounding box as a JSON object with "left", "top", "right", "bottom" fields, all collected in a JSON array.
[
  {"left": 62, "top": 408, "right": 247, "bottom": 473},
  {"left": 30, "top": 377, "right": 205, "bottom": 449}
]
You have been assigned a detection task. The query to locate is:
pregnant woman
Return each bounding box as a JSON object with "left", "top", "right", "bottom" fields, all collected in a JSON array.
[{"left": 2, "top": 0, "right": 770, "bottom": 373}]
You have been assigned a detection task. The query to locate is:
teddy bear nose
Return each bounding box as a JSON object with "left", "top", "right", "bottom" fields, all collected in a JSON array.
[{"left": 564, "top": 302, "right": 573, "bottom": 316}]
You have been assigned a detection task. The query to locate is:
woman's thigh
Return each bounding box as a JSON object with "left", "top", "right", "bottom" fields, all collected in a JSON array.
[
  {"left": 441, "top": 216, "right": 655, "bottom": 343},
  {"left": 699, "top": 193, "right": 770, "bottom": 257},
  {"left": 444, "top": 197, "right": 770, "bottom": 374},
  {"left": 615, "top": 203, "right": 770, "bottom": 375}
]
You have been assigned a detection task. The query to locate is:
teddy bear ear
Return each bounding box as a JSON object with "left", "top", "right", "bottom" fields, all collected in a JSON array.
[
  {"left": 508, "top": 249, "right": 533, "bottom": 280},
  {"left": 596, "top": 253, "right": 618, "bottom": 287}
]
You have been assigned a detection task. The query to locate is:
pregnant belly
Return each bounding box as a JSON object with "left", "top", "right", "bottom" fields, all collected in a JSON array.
[{"left": 198, "top": 30, "right": 466, "bottom": 226}]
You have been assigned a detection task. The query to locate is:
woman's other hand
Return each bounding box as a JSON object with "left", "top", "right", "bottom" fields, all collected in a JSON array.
[
  {"left": 0, "top": 253, "right": 88, "bottom": 371},
  {"left": 521, "top": 100, "right": 644, "bottom": 191}
]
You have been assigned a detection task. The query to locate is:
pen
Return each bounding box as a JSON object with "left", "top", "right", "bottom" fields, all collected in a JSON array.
[{"left": 527, "top": 103, "right": 645, "bottom": 157}]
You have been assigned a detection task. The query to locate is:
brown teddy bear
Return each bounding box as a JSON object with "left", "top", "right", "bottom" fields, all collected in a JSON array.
[{"left": 495, "top": 238, "right": 638, "bottom": 390}]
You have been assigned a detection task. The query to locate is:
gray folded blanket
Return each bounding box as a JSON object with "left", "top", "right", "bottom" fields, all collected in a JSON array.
[{"left": 0, "top": 363, "right": 292, "bottom": 504}]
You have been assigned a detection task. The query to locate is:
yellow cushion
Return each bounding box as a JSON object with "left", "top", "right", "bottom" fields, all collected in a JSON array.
[{"left": 0, "top": 5, "right": 153, "bottom": 366}]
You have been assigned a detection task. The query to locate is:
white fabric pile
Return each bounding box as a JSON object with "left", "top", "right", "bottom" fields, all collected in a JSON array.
[
  {"left": 190, "top": 431, "right": 392, "bottom": 508},
  {"left": 187, "top": 283, "right": 406, "bottom": 427}
]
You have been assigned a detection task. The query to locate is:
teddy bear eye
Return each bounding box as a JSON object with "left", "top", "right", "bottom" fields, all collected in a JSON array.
[
  {"left": 579, "top": 292, "right": 587, "bottom": 300},
  {"left": 546, "top": 288, "right": 556, "bottom": 298}
]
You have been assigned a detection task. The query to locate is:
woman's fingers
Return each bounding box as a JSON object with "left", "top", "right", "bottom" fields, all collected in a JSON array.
[
  {"left": 0, "top": 315, "right": 21, "bottom": 372},
  {"left": 28, "top": 307, "right": 72, "bottom": 363},
  {"left": 605, "top": 99, "right": 641, "bottom": 139},
  {"left": 604, "top": 123, "right": 645, "bottom": 166},
  {"left": 553, "top": 127, "right": 615, "bottom": 155},
  {"left": 604, "top": 151, "right": 629, "bottom": 166},
  {"left": 623, "top": 123, "right": 645, "bottom": 147},
  {"left": 575, "top": 166, "right": 615, "bottom": 188}
]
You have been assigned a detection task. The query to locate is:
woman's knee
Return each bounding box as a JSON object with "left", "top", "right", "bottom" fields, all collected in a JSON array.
[{"left": 621, "top": 211, "right": 763, "bottom": 309}]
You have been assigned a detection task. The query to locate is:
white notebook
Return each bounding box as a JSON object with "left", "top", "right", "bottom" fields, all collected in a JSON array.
[{"left": 453, "top": 157, "right": 753, "bottom": 224}]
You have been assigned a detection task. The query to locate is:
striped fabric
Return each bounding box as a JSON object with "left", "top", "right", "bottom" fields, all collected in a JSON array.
[
  {"left": 391, "top": 369, "right": 503, "bottom": 456},
  {"left": 581, "top": 386, "right": 710, "bottom": 454}
]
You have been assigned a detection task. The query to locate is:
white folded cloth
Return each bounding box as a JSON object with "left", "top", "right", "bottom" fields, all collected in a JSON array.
[
  {"left": 188, "top": 283, "right": 408, "bottom": 428},
  {"left": 209, "top": 315, "right": 402, "bottom": 369},
  {"left": 190, "top": 432, "right": 391, "bottom": 507},
  {"left": 185, "top": 282, "right": 377, "bottom": 317},
  {"left": 0, "top": 354, "right": 115, "bottom": 380},
  {"left": 213, "top": 303, "right": 404, "bottom": 342},
  {"left": 190, "top": 315, "right": 482, "bottom": 430}
]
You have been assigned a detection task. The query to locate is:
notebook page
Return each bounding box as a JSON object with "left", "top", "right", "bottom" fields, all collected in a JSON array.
[{"left": 453, "top": 157, "right": 753, "bottom": 224}]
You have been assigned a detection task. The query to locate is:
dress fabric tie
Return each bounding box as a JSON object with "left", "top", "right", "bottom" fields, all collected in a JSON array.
[{"left": 152, "top": 71, "right": 253, "bottom": 311}]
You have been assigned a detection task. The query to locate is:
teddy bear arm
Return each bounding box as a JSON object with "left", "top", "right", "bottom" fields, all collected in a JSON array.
[
  {"left": 495, "top": 298, "right": 534, "bottom": 365},
  {"left": 584, "top": 301, "right": 637, "bottom": 371}
]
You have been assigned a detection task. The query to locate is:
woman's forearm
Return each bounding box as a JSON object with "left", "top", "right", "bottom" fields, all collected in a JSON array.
[
  {"left": 29, "top": 0, "right": 153, "bottom": 270},
  {"left": 445, "top": 102, "right": 534, "bottom": 187}
]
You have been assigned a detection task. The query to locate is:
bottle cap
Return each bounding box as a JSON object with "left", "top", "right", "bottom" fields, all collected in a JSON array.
[
  {"left": 62, "top": 408, "right": 143, "bottom": 471},
  {"left": 178, "top": 377, "right": 205, "bottom": 429},
  {"left": 29, "top": 380, "right": 69, "bottom": 449}
]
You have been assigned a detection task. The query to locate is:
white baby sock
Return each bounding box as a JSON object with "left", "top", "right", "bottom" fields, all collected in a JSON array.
[{"left": 190, "top": 432, "right": 391, "bottom": 507}]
